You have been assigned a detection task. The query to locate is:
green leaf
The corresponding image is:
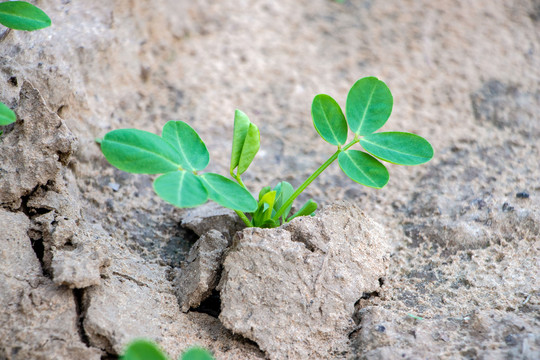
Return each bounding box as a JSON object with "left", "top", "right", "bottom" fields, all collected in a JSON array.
[
  {"left": 0, "top": 102, "right": 16, "bottom": 125},
  {"left": 162, "top": 121, "right": 209, "bottom": 171},
  {"left": 260, "top": 218, "right": 280, "bottom": 228},
  {"left": 273, "top": 181, "right": 294, "bottom": 221},
  {"left": 360, "top": 132, "right": 434, "bottom": 165},
  {"left": 346, "top": 77, "right": 393, "bottom": 135},
  {"left": 182, "top": 347, "right": 215, "bottom": 360},
  {"left": 237, "top": 123, "right": 260, "bottom": 174},
  {"left": 101, "top": 129, "right": 182, "bottom": 174},
  {"left": 258, "top": 186, "right": 272, "bottom": 201},
  {"left": 230, "top": 110, "right": 260, "bottom": 175},
  {"left": 121, "top": 339, "right": 168, "bottom": 360},
  {"left": 230, "top": 109, "right": 250, "bottom": 171},
  {"left": 338, "top": 150, "right": 389, "bottom": 188},
  {"left": 287, "top": 199, "right": 318, "bottom": 222},
  {"left": 311, "top": 94, "right": 348, "bottom": 146},
  {"left": 253, "top": 190, "right": 276, "bottom": 225},
  {"left": 200, "top": 173, "right": 257, "bottom": 212},
  {"left": 153, "top": 171, "right": 208, "bottom": 208},
  {"left": 0, "top": 1, "right": 51, "bottom": 31}
]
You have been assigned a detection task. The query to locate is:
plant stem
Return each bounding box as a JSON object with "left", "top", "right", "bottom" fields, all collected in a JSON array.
[
  {"left": 235, "top": 209, "right": 253, "bottom": 227},
  {"left": 272, "top": 137, "right": 359, "bottom": 221},
  {"left": 230, "top": 171, "right": 253, "bottom": 227}
]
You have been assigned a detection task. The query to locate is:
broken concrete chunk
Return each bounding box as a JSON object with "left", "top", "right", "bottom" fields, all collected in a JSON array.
[
  {"left": 174, "top": 229, "right": 229, "bottom": 312},
  {"left": 219, "top": 202, "right": 390, "bottom": 359},
  {"left": 181, "top": 202, "right": 244, "bottom": 239}
]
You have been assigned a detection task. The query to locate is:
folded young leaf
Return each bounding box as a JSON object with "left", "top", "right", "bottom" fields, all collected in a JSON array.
[
  {"left": 200, "top": 173, "right": 258, "bottom": 212},
  {"left": 101, "top": 129, "right": 182, "bottom": 174},
  {"left": 312, "top": 94, "right": 348, "bottom": 146},
  {"left": 258, "top": 186, "right": 272, "bottom": 201},
  {"left": 252, "top": 190, "right": 276, "bottom": 226},
  {"left": 162, "top": 121, "right": 209, "bottom": 171},
  {"left": 0, "top": 1, "right": 51, "bottom": 31},
  {"left": 237, "top": 123, "right": 260, "bottom": 175},
  {"left": 122, "top": 339, "right": 168, "bottom": 360},
  {"left": 153, "top": 171, "right": 208, "bottom": 208},
  {"left": 346, "top": 77, "right": 393, "bottom": 136},
  {"left": 338, "top": 150, "right": 389, "bottom": 188},
  {"left": 0, "top": 102, "right": 16, "bottom": 125},
  {"left": 360, "top": 131, "right": 434, "bottom": 165},
  {"left": 230, "top": 110, "right": 250, "bottom": 171},
  {"left": 287, "top": 199, "right": 318, "bottom": 222},
  {"left": 230, "top": 110, "right": 260, "bottom": 175}
]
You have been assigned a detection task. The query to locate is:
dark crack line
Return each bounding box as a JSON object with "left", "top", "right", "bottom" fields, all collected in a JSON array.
[{"left": 73, "top": 289, "right": 92, "bottom": 348}]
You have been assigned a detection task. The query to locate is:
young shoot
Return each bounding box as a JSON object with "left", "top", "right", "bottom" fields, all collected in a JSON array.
[{"left": 100, "top": 77, "right": 433, "bottom": 228}]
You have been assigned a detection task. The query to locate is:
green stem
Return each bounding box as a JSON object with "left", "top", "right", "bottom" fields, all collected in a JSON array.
[
  {"left": 235, "top": 209, "right": 253, "bottom": 227},
  {"left": 230, "top": 170, "right": 252, "bottom": 227},
  {"left": 272, "top": 137, "right": 359, "bottom": 221}
]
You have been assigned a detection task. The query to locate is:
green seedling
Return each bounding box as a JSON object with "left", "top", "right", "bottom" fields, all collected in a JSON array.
[
  {"left": 100, "top": 77, "right": 433, "bottom": 228},
  {"left": 122, "top": 339, "right": 214, "bottom": 360},
  {"left": 0, "top": 1, "right": 51, "bottom": 31}
]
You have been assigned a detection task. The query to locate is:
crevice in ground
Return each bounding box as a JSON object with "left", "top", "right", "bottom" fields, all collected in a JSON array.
[
  {"left": 74, "top": 288, "right": 115, "bottom": 358},
  {"left": 191, "top": 289, "right": 221, "bottom": 318},
  {"left": 20, "top": 185, "right": 53, "bottom": 278},
  {"left": 351, "top": 279, "right": 385, "bottom": 326},
  {"left": 73, "top": 288, "right": 91, "bottom": 347}
]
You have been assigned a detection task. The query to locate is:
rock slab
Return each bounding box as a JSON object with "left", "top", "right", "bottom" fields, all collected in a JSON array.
[{"left": 218, "top": 202, "right": 390, "bottom": 359}]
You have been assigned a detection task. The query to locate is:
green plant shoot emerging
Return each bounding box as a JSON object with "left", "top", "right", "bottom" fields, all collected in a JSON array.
[
  {"left": 121, "top": 339, "right": 215, "bottom": 360},
  {"left": 100, "top": 77, "right": 433, "bottom": 228}
]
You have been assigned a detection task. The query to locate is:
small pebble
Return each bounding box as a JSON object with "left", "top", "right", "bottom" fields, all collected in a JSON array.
[
  {"left": 375, "top": 325, "right": 386, "bottom": 333},
  {"left": 504, "top": 334, "right": 517, "bottom": 346},
  {"left": 502, "top": 202, "right": 514, "bottom": 212},
  {"left": 108, "top": 182, "right": 120, "bottom": 191},
  {"left": 516, "top": 191, "right": 529, "bottom": 199}
]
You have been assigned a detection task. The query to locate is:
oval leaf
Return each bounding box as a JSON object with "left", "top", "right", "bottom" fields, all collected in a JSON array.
[
  {"left": 0, "top": 102, "right": 16, "bottom": 125},
  {"left": 200, "top": 173, "right": 257, "bottom": 212},
  {"left": 338, "top": 150, "right": 389, "bottom": 188},
  {"left": 273, "top": 181, "right": 294, "bottom": 221},
  {"left": 312, "top": 94, "right": 348, "bottom": 146},
  {"left": 162, "top": 121, "right": 209, "bottom": 171},
  {"left": 153, "top": 171, "right": 208, "bottom": 208},
  {"left": 346, "top": 77, "right": 393, "bottom": 136},
  {"left": 122, "top": 339, "right": 168, "bottom": 360},
  {"left": 182, "top": 347, "right": 215, "bottom": 360},
  {"left": 360, "top": 132, "right": 434, "bottom": 165},
  {"left": 287, "top": 199, "right": 318, "bottom": 222},
  {"left": 237, "top": 122, "right": 260, "bottom": 175},
  {"left": 230, "top": 109, "right": 250, "bottom": 171},
  {"left": 0, "top": 1, "right": 51, "bottom": 31},
  {"left": 101, "top": 129, "right": 181, "bottom": 174}
]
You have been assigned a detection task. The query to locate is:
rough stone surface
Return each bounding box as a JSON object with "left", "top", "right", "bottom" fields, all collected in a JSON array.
[
  {"left": 174, "top": 229, "right": 230, "bottom": 312},
  {"left": 219, "top": 203, "right": 390, "bottom": 359},
  {"left": 82, "top": 240, "right": 262, "bottom": 359},
  {"left": 0, "top": 82, "right": 77, "bottom": 208},
  {"left": 0, "top": 210, "right": 101, "bottom": 360},
  {"left": 181, "top": 202, "right": 244, "bottom": 239},
  {"left": 1, "top": 0, "right": 539, "bottom": 358}
]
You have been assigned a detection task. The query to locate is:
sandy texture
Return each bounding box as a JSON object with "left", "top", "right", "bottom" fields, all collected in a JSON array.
[{"left": 1, "top": 0, "right": 539, "bottom": 359}]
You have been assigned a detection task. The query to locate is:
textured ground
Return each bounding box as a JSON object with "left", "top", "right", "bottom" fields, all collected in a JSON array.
[{"left": 0, "top": 0, "right": 538, "bottom": 359}]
